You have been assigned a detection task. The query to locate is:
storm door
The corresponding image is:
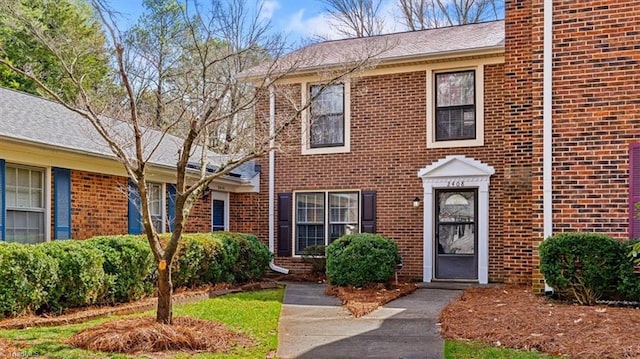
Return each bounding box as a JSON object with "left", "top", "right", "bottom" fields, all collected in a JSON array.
[{"left": 435, "top": 189, "right": 478, "bottom": 279}]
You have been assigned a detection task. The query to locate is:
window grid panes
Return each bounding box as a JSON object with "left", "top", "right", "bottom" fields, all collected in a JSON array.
[
  {"left": 147, "top": 182, "right": 163, "bottom": 233},
  {"left": 435, "top": 71, "right": 476, "bottom": 141},
  {"left": 295, "top": 191, "right": 359, "bottom": 255},
  {"left": 310, "top": 84, "right": 345, "bottom": 148},
  {"left": 5, "top": 165, "right": 45, "bottom": 244}
]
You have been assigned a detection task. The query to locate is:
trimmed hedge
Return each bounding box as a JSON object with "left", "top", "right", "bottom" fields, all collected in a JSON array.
[
  {"left": 40, "top": 241, "right": 107, "bottom": 313},
  {"left": 0, "top": 243, "right": 58, "bottom": 317},
  {"left": 326, "top": 233, "right": 401, "bottom": 287},
  {"left": 87, "top": 236, "right": 155, "bottom": 303},
  {"left": 0, "top": 232, "right": 272, "bottom": 319},
  {"left": 539, "top": 232, "right": 640, "bottom": 304}
]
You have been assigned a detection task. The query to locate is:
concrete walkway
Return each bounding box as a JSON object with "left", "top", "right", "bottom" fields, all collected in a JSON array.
[{"left": 277, "top": 282, "right": 461, "bottom": 359}]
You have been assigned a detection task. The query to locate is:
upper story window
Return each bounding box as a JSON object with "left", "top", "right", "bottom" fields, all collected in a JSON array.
[
  {"left": 302, "top": 81, "right": 351, "bottom": 155},
  {"left": 425, "top": 58, "right": 502, "bottom": 149},
  {"left": 435, "top": 70, "right": 476, "bottom": 141},
  {"left": 5, "top": 165, "right": 45, "bottom": 244},
  {"left": 310, "top": 84, "right": 345, "bottom": 148}
]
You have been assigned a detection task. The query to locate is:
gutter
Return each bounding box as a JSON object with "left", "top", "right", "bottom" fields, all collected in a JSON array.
[
  {"left": 268, "top": 85, "right": 289, "bottom": 274},
  {"left": 543, "top": 0, "right": 553, "bottom": 291}
]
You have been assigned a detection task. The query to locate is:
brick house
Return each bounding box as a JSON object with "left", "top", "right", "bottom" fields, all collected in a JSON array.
[
  {"left": 0, "top": 87, "right": 260, "bottom": 243},
  {"left": 242, "top": 1, "right": 640, "bottom": 286}
]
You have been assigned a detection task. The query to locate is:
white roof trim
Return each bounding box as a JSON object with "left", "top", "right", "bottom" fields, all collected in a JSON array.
[{"left": 418, "top": 155, "right": 495, "bottom": 179}]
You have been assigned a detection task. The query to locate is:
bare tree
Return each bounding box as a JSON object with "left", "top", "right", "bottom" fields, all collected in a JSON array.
[
  {"left": 398, "top": 0, "right": 503, "bottom": 30},
  {"left": 319, "top": 0, "right": 385, "bottom": 38},
  {"left": 0, "top": 0, "right": 386, "bottom": 324}
]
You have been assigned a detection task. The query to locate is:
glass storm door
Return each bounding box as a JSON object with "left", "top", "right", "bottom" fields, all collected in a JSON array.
[{"left": 435, "top": 189, "right": 478, "bottom": 280}]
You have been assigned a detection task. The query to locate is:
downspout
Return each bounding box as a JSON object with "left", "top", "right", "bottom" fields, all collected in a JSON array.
[
  {"left": 268, "top": 84, "right": 289, "bottom": 274},
  {"left": 543, "top": 0, "right": 553, "bottom": 291}
]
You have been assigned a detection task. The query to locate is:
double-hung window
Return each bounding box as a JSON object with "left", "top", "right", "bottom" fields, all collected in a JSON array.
[
  {"left": 435, "top": 70, "right": 476, "bottom": 141},
  {"left": 5, "top": 165, "right": 45, "bottom": 244},
  {"left": 295, "top": 191, "right": 359, "bottom": 255},
  {"left": 310, "top": 84, "right": 345, "bottom": 147},
  {"left": 302, "top": 81, "right": 351, "bottom": 155},
  {"left": 147, "top": 182, "right": 164, "bottom": 233}
]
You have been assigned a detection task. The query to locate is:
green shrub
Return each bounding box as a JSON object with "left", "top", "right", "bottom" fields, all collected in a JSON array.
[
  {"left": 0, "top": 243, "right": 58, "bottom": 318},
  {"left": 539, "top": 232, "right": 626, "bottom": 304},
  {"left": 301, "top": 245, "right": 326, "bottom": 274},
  {"left": 87, "top": 235, "right": 155, "bottom": 303},
  {"left": 326, "top": 233, "right": 401, "bottom": 287},
  {"left": 40, "top": 241, "right": 106, "bottom": 312},
  {"left": 169, "top": 233, "right": 230, "bottom": 288},
  {"left": 233, "top": 233, "right": 272, "bottom": 282},
  {"left": 618, "top": 240, "right": 640, "bottom": 301}
]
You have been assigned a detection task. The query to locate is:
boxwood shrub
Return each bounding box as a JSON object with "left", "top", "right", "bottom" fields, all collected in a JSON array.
[
  {"left": 326, "top": 233, "right": 401, "bottom": 287},
  {"left": 539, "top": 232, "right": 638, "bottom": 304},
  {"left": 0, "top": 243, "right": 58, "bottom": 317},
  {"left": 233, "top": 233, "right": 273, "bottom": 282},
  {"left": 40, "top": 240, "right": 107, "bottom": 312},
  {"left": 87, "top": 235, "right": 155, "bottom": 303}
]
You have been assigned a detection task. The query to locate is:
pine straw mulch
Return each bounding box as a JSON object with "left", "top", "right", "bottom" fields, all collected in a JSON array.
[
  {"left": 439, "top": 285, "right": 640, "bottom": 359},
  {"left": 68, "top": 316, "right": 252, "bottom": 355},
  {"left": 275, "top": 272, "right": 418, "bottom": 317},
  {"left": 326, "top": 282, "right": 418, "bottom": 317}
]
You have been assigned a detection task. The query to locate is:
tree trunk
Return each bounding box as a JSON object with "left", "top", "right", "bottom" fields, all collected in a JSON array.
[{"left": 156, "top": 260, "right": 173, "bottom": 324}]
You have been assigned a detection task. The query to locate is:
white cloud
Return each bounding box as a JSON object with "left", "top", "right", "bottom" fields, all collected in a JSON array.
[
  {"left": 259, "top": 0, "right": 280, "bottom": 21},
  {"left": 285, "top": 9, "right": 344, "bottom": 41}
]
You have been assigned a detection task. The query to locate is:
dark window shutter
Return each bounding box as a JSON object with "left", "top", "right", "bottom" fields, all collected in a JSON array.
[
  {"left": 128, "top": 179, "right": 143, "bottom": 235},
  {"left": 0, "top": 159, "right": 4, "bottom": 241},
  {"left": 167, "top": 184, "right": 176, "bottom": 232},
  {"left": 53, "top": 168, "right": 72, "bottom": 239},
  {"left": 630, "top": 144, "right": 640, "bottom": 238},
  {"left": 361, "top": 190, "right": 377, "bottom": 233},
  {"left": 277, "top": 192, "right": 292, "bottom": 257}
]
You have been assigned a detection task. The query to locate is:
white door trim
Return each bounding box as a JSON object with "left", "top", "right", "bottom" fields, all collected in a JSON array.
[{"left": 418, "top": 155, "right": 494, "bottom": 284}]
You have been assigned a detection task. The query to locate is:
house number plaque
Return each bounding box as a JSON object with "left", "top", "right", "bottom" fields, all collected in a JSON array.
[{"left": 447, "top": 180, "right": 465, "bottom": 187}]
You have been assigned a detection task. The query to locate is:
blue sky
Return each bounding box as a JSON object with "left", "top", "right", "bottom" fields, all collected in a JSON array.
[{"left": 104, "top": 0, "right": 403, "bottom": 45}]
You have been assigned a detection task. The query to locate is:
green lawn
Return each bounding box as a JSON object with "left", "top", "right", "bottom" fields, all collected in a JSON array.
[
  {"left": 0, "top": 288, "right": 284, "bottom": 359},
  {"left": 445, "top": 340, "right": 561, "bottom": 358}
]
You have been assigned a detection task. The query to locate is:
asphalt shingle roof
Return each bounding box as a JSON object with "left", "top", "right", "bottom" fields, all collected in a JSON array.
[
  {"left": 0, "top": 87, "right": 257, "bottom": 180},
  {"left": 240, "top": 20, "right": 504, "bottom": 79}
]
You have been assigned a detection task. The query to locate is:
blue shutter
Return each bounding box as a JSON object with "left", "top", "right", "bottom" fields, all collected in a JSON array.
[
  {"left": 0, "top": 159, "right": 4, "bottom": 241},
  {"left": 127, "top": 179, "right": 142, "bottom": 234},
  {"left": 53, "top": 167, "right": 72, "bottom": 239},
  {"left": 212, "top": 199, "right": 225, "bottom": 231},
  {"left": 167, "top": 184, "right": 176, "bottom": 232}
]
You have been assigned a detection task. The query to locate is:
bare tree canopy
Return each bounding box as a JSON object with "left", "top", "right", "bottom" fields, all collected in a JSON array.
[
  {"left": 319, "top": 0, "right": 385, "bottom": 38},
  {"left": 398, "top": 0, "right": 503, "bottom": 30},
  {"left": 0, "top": 0, "right": 384, "bottom": 324}
]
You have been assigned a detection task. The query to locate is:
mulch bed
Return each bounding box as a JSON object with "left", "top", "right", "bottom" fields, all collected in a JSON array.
[
  {"left": 68, "top": 316, "right": 253, "bottom": 354},
  {"left": 326, "top": 282, "right": 418, "bottom": 317},
  {"left": 0, "top": 337, "right": 24, "bottom": 358},
  {"left": 439, "top": 285, "right": 640, "bottom": 359}
]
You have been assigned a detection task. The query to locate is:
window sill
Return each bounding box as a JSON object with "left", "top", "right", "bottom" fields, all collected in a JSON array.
[
  {"left": 427, "top": 138, "right": 483, "bottom": 149},
  {"left": 301, "top": 145, "right": 350, "bottom": 155}
]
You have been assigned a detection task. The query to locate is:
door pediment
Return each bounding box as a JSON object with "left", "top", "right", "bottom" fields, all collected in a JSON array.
[{"left": 418, "top": 155, "right": 495, "bottom": 180}]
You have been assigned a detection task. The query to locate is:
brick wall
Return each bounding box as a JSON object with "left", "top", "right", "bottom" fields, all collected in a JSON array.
[
  {"left": 505, "top": 0, "right": 640, "bottom": 289},
  {"left": 70, "top": 170, "right": 128, "bottom": 239},
  {"left": 503, "top": 0, "right": 535, "bottom": 285},
  {"left": 261, "top": 63, "right": 507, "bottom": 279}
]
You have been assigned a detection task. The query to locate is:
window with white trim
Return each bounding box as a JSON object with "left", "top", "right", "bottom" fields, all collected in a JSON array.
[
  {"left": 147, "top": 182, "right": 164, "bottom": 233},
  {"left": 435, "top": 70, "right": 476, "bottom": 141},
  {"left": 426, "top": 59, "right": 495, "bottom": 149},
  {"left": 295, "top": 191, "right": 359, "bottom": 255},
  {"left": 302, "top": 81, "right": 351, "bottom": 155},
  {"left": 5, "top": 165, "right": 45, "bottom": 244}
]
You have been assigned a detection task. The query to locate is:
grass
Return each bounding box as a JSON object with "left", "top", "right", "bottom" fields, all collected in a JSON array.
[
  {"left": 0, "top": 288, "right": 284, "bottom": 359},
  {"left": 445, "top": 340, "right": 561, "bottom": 358}
]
